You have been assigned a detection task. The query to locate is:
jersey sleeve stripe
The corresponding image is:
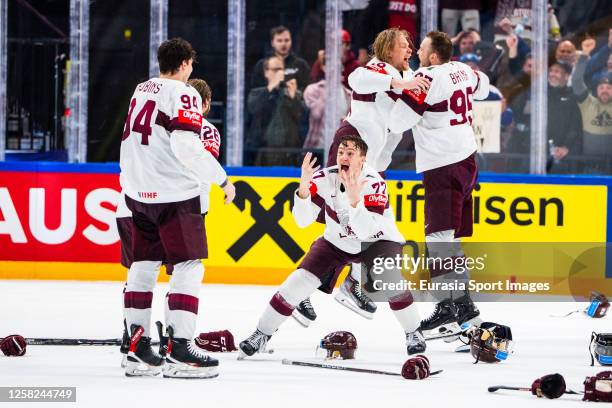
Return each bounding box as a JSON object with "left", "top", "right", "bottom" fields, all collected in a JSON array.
[
  {"left": 399, "top": 93, "right": 428, "bottom": 116},
  {"left": 311, "top": 193, "right": 325, "bottom": 209},
  {"left": 385, "top": 90, "right": 401, "bottom": 101},
  {"left": 325, "top": 205, "right": 340, "bottom": 223},
  {"left": 365, "top": 205, "right": 385, "bottom": 215},
  {"left": 155, "top": 110, "right": 171, "bottom": 131},
  {"left": 352, "top": 92, "right": 376, "bottom": 102},
  {"left": 426, "top": 100, "right": 448, "bottom": 112},
  {"left": 169, "top": 118, "right": 201, "bottom": 134}
]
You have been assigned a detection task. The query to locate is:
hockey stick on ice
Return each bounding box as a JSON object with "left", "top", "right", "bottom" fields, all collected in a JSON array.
[
  {"left": 488, "top": 385, "right": 582, "bottom": 395},
  {"left": 282, "top": 359, "right": 442, "bottom": 377},
  {"left": 3, "top": 338, "right": 127, "bottom": 346}
]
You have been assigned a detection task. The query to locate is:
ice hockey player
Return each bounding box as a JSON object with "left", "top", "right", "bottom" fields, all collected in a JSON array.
[
  {"left": 239, "top": 135, "right": 425, "bottom": 358},
  {"left": 119, "top": 38, "right": 235, "bottom": 378},
  {"left": 388, "top": 31, "right": 489, "bottom": 337},
  {"left": 293, "top": 28, "right": 431, "bottom": 325},
  {"left": 116, "top": 77, "right": 225, "bottom": 368}
]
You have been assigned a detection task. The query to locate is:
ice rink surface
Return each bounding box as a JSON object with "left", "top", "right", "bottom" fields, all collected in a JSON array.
[{"left": 0, "top": 280, "right": 609, "bottom": 407}]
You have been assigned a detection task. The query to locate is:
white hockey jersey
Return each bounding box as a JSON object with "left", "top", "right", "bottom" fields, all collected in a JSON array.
[
  {"left": 119, "top": 77, "right": 226, "bottom": 204},
  {"left": 347, "top": 58, "right": 413, "bottom": 171},
  {"left": 388, "top": 61, "right": 490, "bottom": 173},
  {"left": 199, "top": 118, "right": 222, "bottom": 214},
  {"left": 292, "top": 164, "right": 405, "bottom": 254}
]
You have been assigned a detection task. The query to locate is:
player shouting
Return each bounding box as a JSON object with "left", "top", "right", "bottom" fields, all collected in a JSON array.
[{"left": 239, "top": 135, "right": 425, "bottom": 359}]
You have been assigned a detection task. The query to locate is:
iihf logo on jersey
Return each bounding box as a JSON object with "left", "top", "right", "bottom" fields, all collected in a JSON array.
[{"left": 178, "top": 109, "right": 203, "bottom": 127}]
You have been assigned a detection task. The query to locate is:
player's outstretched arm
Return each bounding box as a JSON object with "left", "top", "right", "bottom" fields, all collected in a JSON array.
[
  {"left": 390, "top": 77, "right": 430, "bottom": 92},
  {"left": 292, "top": 152, "right": 322, "bottom": 228}
]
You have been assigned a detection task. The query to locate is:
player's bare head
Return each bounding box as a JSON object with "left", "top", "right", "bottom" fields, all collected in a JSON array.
[
  {"left": 187, "top": 78, "right": 212, "bottom": 116},
  {"left": 372, "top": 28, "right": 412, "bottom": 70},
  {"left": 157, "top": 38, "right": 196, "bottom": 80},
  {"left": 337, "top": 134, "right": 367, "bottom": 171},
  {"left": 419, "top": 31, "right": 452, "bottom": 67},
  {"left": 270, "top": 26, "right": 292, "bottom": 57}
]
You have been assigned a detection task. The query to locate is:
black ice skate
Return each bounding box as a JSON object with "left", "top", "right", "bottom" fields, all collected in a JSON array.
[
  {"left": 334, "top": 275, "right": 377, "bottom": 319},
  {"left": 419, "top": 299, "right": 461, "bottom": 341},
  {"left": 454, "top": 294, "right": 481, "bottom": 325},
  {"left": 164, "top": 326, "right": 219, "bottom": 379},
  {"left": 125, "top": 325, "right": 164, "bottom": 377},
  {"left": 238, "top": 329, "right": 271, "bottom": 360},
  {"left": 443, "top": 294, "right": 482, "bottom": 344},
  {"left": 292, "top": 298, "right": 317, "bottom": 327},
  {"left": 120, "top": 319, "right": 129, "bottom": 368},
  {"left": 155, "top": 321, "right": 169, "bottom": 357},
  {"left": 406, "top": 330, "right": 427, "bottom": 355}
]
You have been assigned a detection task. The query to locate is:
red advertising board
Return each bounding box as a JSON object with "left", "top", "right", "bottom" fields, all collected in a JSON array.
[{"left": 0, "top": 171, "right": 121, "bottom": 262}]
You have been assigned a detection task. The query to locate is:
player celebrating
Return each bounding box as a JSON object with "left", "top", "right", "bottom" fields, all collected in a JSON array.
[
  {"left": 119, "top": 38, "right": 235, "bottom": 378},
  {"left": 239, "top": 135, "right": 425, "bottom": 359},
  {"left": 388, "top": 31, "right": 489, "bottom": 337},
  {"left": 294, "top": 28, "right": 430, "bottom": 324}
]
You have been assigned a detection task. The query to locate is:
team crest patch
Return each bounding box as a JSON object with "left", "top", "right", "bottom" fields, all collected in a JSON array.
[
  {"left": 178, "top": 109, "right": 203, "bottom": 127},
  {"left": 364, "top": 193, "right": 388, "bottom": 207}
]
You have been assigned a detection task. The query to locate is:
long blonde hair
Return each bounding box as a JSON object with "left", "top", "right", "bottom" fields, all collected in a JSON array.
[{"left": 371, "top": 28, "right": 411, "bottom": 63}]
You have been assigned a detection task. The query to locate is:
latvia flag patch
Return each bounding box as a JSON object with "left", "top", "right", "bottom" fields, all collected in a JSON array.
[{"left": 178, "top": 109, "right": 203, "bottom": 127}]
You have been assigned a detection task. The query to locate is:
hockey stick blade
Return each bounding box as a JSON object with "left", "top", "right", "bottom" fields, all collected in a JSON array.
[{"left": 282, "top": 359, "right": 442, "bottom": 377}]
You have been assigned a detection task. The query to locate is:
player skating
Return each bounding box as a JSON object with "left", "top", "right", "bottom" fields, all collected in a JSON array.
[
  {"left": 294, "top": 28, "right": 431, "bottom": 324},
  {"left": 239, "top": 135, "right": 425, "bottom": 359},
  {"left": 388, "top": 31, "right": 490, "bottom": 338},
  {"left": 119, "top": 38, "right": 235, "bottom": 378}
]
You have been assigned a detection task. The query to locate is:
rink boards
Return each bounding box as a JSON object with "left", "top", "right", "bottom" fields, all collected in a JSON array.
[{"left": 0, "top": 162, "right": 610, "bottom": 295}]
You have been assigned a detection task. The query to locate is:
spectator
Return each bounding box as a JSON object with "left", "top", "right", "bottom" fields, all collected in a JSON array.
[
  {"left": 501, "top": 50, "right": 532, "bottom": 106},
  {"left": 546, "top": 61, "right": 583, "bottom": 171},
  {"left": 452, "top": 30, "right": 477, "bottom": 58},
  {"left": 573, "top": 39, "right": 612, "bottom": 157},
  {"left": 310, "top": 30, "right": 361, "bottom": 89},
  {"left": 303, "top": 52, "right": 351, "bottom": 149},
  {"left": 452, "top": 29, "right": 506, "bottom": 81},
  {"left": 353, "top": 0, "right": 418, "bottom": 66},
  {"left": 441, "top": 0, "right": 481, "bottom": 37},
  {"left": 506, "top": 33, "right": 531, "bottom": 77},
  {"left": 246, "top": 56, "right": 305, "bottom": 166},
  {"left": 493, "top": 1, "right": 560, "bottom": 43},
  {"left": 585, "top": 30, "right": 612, "bottom": 91},
  {"left": 554, "top": 40, "right": 578, "bottom": 84},
  {"left": 251, "top": 26, "right": 311, "bottom": 91}
]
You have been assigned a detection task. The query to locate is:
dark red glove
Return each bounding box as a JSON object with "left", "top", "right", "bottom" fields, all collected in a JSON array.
[
  {"left": 195, "top": 330, "right": 237, "bottom": 352},
  {"left": 531, "top": 373, "right": 566, "bottom": 399},
  {"left": 1, "top": 335, "right": 27, "bottom": 356},
  {"left": 401, "top": 355, "right": 430, "bottom": 380}
]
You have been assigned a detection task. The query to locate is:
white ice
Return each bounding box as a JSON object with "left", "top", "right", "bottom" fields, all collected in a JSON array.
[{"left": 0, "top": 280, "right": 609, "bottom": 407}]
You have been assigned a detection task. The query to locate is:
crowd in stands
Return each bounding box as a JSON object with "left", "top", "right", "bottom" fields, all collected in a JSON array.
[{"left": 243, "top": 1, "right": 612, "bottom": 174}]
